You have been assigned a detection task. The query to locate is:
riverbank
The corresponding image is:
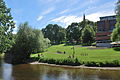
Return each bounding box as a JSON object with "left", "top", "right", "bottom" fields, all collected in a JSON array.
[{"left": 30, "top": 61, "right": 120, "bottom": 70}]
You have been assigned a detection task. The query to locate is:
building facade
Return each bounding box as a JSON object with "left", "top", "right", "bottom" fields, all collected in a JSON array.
[{"left": 96, "top": 15, "right": 116, "bottom": 47}]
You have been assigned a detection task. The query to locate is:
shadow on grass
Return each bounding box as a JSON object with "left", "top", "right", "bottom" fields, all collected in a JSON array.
[{"left": 113, "top": 47, "right": 120, "bottom": 51}]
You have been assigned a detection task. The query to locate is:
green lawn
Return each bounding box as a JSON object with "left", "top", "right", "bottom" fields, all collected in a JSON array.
[{"left": 31, "top": 44, "right": 120, "bottom": 63}]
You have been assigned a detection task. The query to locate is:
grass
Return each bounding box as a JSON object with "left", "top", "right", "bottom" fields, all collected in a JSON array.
[{"left": 31, "top": 44, "right": 120, "bottom": 66}]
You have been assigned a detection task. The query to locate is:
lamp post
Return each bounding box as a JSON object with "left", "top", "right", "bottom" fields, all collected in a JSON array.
[{"left": 72, "top": 39, "right": 76, "bottom": 58}]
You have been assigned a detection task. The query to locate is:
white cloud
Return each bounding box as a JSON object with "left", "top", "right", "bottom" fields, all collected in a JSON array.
[
  {"left": 51, "top": 11, "right": 115, "bottom": 28},
  {"left": 51, "top": 15, "right": 82, "bottom": 28},
  {"left": 37, "top": 7, "right": 55, "bottom": 21},
  {"left": 37, "top": 16, "right": 43, "bottom": 21},
  {"left": 41, "top": 7, "right": 55, "bottom": 15},
  {"left": 59, "top": 9, "right": 69, "bottom": 14},
  {"left": 86, "top": 11, "right": 115, "bottom": 22}
]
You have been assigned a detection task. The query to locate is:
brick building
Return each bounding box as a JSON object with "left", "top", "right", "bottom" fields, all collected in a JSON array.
[{"left": 96, "top": 15, "right": 116, "bottom": 47}]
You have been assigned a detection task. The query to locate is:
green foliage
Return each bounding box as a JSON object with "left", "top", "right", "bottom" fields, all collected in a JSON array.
[
  {"left": 111, "top": 0, "right": 120, "bottom": 42},
  {"left": 42, "top": 24, "right": 66, "bottom": 44},
  {"left": 8, "top": 22, "right": 50, "bottom": 64},
  {"left": 111, "top": 22, "right": 120, "bottom": 41},
  {"left": 82, "top": 25, "right": 95, "bottom": 45},
  {"left": 32, "top": 29, "right": 50, "bottom": 53},
  {"left": 116, "top": 0, "right": 120, "bottom": 16},
  {"left": 38, "top": 58, "right": 81, "bottom": 66},
  {"left": 66, "top": 20, "right": 96, "bottom": 44},
  {"left": 113, "top": 47, "right": 120, "bottom": 51},
  {"left": 0, "top": 0, "right": 15, "bottom": 53},
  {"left": 66, "top": 23, "right": 81, "bottom": 44},
  {"left": 84, "top": 60, "right": 120, "bottom": 67}
]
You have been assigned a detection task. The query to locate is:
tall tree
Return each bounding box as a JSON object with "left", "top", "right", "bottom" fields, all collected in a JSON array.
[
  {"left": 111, "top": 23, "right": 120, "bottom": 41},
  {"left": 66, "top": 23, "right": 81, "bottom": 44},
  {"left": 116, "top": 0, "right": 120, "bottom": 23},
  {"left": 7, "top": 22, "right": 50, "bottom": 64},
  {"left": 116, "top": 0, "right": 120, "bottom": 16},
  {"left": 0, "top": 0, "right": 15, "bottom": 53},
  {"left": 82, "top": 25, "right": 95, "bottom": 45},
  {"left": 111, "top": 0, "right": 120, "bottom": 41},
  {"left": 42, "top": 24, "right": 66, "bottom": 44}
]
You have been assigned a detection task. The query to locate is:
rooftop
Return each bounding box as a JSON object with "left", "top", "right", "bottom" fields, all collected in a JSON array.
[{"left": 100, "top": 15, "right": 116, "bottom": 21}]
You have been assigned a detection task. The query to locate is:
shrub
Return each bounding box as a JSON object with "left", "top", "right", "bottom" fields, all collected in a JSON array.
[
  {"left": 38, "top": 58, "right": 81, "bottom": 66},
  {"left": 113, "top": 47, "right": 120, "bottom": 51}
]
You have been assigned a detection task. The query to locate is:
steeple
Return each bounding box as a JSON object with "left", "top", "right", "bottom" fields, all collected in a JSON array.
[
  {"left": 82, "top": 14, "right": 86, "bottom": 29},
  {"left": 83, "top": 14, "right": 85, "bottom": 21}
]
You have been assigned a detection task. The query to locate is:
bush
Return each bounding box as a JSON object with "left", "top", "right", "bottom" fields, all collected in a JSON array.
[
  {"left": 38, "top": 57, "right": 120, "bottom": 67},
  {"left": 38, "top": 58, "right": 81, "bottom": 66},
  {"left": 84, "top": 60, "right": 120, "bottom": 67},
  {"left": 113, "top": 47, "right": 120, "bottom": 51},
  {"left": 91, "top": 42, "right": 96, "bottom": 46}
]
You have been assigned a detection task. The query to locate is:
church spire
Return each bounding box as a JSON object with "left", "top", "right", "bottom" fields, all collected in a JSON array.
[
  {"left": 82, "top": 14, "right": 86, "bottom": 29},
  {"left": 83, "top": 14, "right": 85, "bottom": 21}
]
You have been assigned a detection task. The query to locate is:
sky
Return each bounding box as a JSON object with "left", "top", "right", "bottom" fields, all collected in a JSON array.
[{"left": 4, "top": 0, "right": 117, "bottom": 33}]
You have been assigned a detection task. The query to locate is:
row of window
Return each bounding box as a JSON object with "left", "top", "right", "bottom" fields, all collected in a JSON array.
[
  {"left": 97, "top": 20, "right": 116, "bottom": 32},
  {"left": 96, "top": 35, "right": 111, "bottom": 37}
]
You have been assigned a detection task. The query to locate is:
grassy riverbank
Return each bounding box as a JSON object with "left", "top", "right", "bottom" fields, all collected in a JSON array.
[{"left": 31, "top": 44, "right": 120, "bottom": 67}]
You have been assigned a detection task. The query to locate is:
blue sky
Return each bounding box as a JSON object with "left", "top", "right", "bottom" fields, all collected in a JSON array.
[{"left": 5, "top": 0, "right": 117, "bottom": 33}]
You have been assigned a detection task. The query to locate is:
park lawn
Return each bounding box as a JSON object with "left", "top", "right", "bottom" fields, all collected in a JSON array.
[{"left": 31, "top": 44, "right": 120, "bottom": 63}]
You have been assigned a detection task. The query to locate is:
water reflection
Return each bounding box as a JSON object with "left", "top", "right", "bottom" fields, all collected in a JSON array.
[
  {"left": 0, "top": 57, "right": 2, "bottom": 80},
  {"left": 3, "top": 63, "right": 13, "bottom": 80},
  {"left": 1, "top": 62, "right": 120, "bottom": 80}
]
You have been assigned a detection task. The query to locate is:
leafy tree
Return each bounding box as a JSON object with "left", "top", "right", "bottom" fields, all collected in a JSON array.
[
  {"left": 44, "top": 38, "right": 51, "bottom": 49},
  {"left": 116, "top": 0, "right": 120, "bottom": 22},
  {"left": 78, "top": 19, "right": 97, "bottom": 32},
  {"left": 82, "top": 25, "right": 95, "bottom": 45},
  {"left": 66, "top": 20, "right": 96, "bottom": 44},
  {"left": 42, "top": 24, "right": 66, "bottom": 44},
  {"left": 111, "top": 0, "right": 120, "bottom": 41},
  {"left": 66, "top": 23, "right": 81, "bottom": 44},
  {"left": 111, "top": 22, "right": 120, "bottom": 41},
  {"left": 0, "top": 0, "right": 15, "bottom": 53},
  {"left": 7, "top": 22, "right": 50, "bottom": 64},
  {"left": 32, "top": 29, "right": 50, "bottom": 53},
  {"left": 116, "top": 0, "right": 120, "bottom": 16}
]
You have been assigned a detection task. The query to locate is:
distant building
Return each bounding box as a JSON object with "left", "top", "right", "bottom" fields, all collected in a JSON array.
[{"left": 96, "top": 15, "right": 116, "bottom": 47}]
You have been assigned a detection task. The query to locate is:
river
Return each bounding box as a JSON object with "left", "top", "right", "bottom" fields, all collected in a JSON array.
[{"left": 0, "top": 59, "right": 120, "bottom": 80}]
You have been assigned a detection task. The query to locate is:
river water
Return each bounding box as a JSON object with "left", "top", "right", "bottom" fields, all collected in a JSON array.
[{"left": 0, "top": 59, "right": 120, "bottom": 80}]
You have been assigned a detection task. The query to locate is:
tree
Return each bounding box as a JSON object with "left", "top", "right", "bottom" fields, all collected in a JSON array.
[
  {"left": 82, "top": 25, "right": 95, "bottom": 45},
  {"left": 111, "top": 22, "right": 120, "bottom": 41},
  {"left": 7, "top": 22, "right": 50, "bottom": 64},
  {"left": 42, "top": 24, "right": 66, "bottom": 44},
  {"left": 66, "top": 23, "right": 81, "bottom": 44},
  {"left": 116, "top": 0, "right": 120, "bottom": 23},
  {"left": 111, "top": 0, "right": 120, "bottom": 41},
  {"left": 0, "top": 0, "right": 15, "bottom": 53},
  {"left": 78, "top": 19, "right": 97, "bottom": 32},
  {"left": 116, "top": 0, "right": 120, "bottom": 16},
  {"left": 32, "top": 29, "right": 50, "bottom": 53},
  {"left": 66, "top": 19, "right": 96, "bottom": 44}
]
